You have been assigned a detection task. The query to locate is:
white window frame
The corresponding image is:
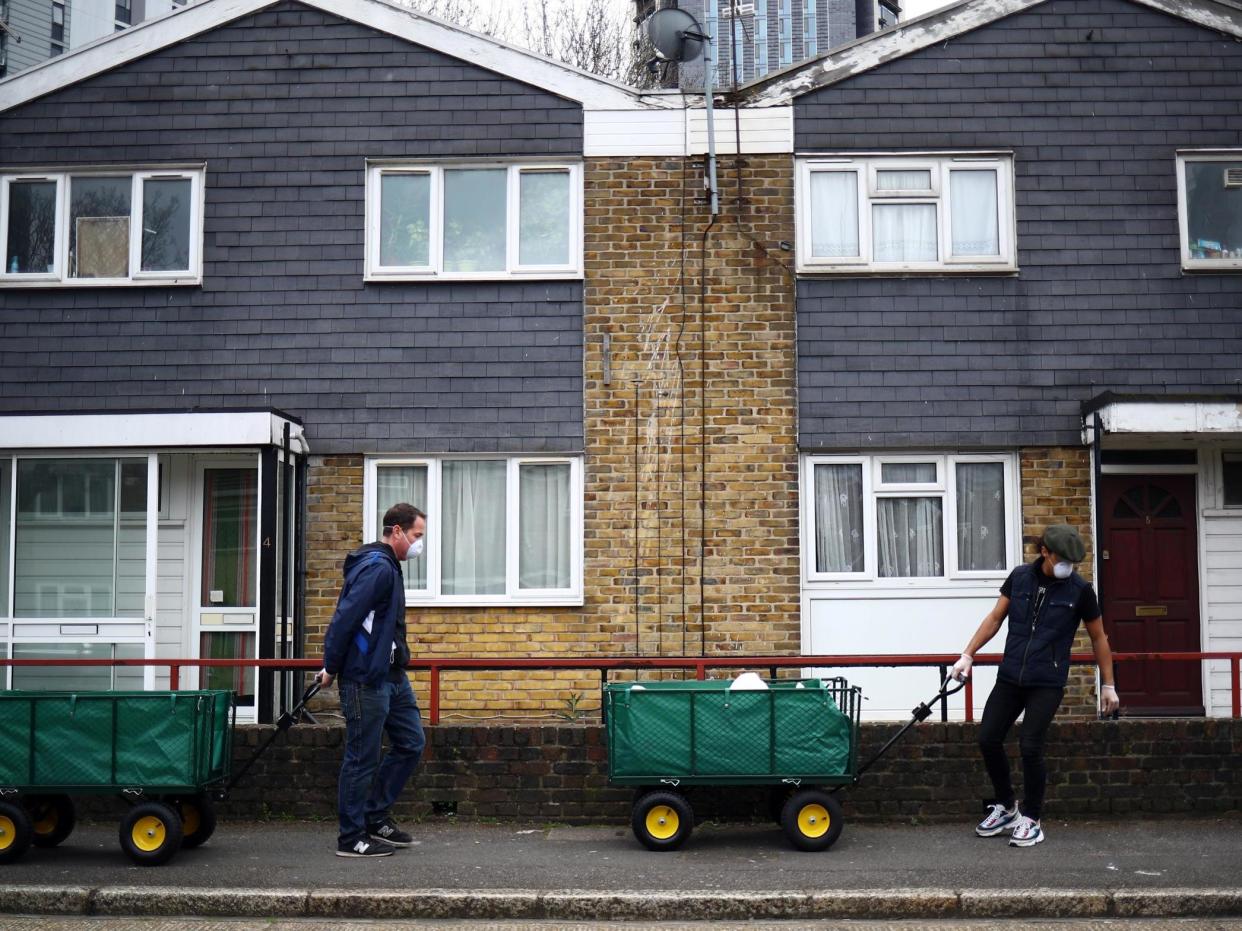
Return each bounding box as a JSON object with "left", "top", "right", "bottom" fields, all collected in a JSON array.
[
  {"left": 365, "top": 161, "right": 583, "bottom": 281},
  {"left": 796, "top": 152, "right": 1016, "bottom": 274},
  {"left": 363, "top": 455, "right": 583, "bottom": 606},
  {"left": 802, "top": 452, "right": 1018, "bottom": 586},
  {"left": 0, "top": 166, "right": 205, "bottom": 287},
  {"left": 1175, "top": 150, "right": 1242, "bottom": 271}
]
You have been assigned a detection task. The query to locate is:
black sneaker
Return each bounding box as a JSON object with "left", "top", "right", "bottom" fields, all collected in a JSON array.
[
  {"left": 367, "top": 817, "right": 415, "bottom": 847},
  {"left": 336, "top": 837, "right": 395, "bottom": 858}
]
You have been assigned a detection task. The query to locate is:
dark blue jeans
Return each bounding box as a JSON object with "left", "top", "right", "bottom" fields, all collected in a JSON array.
[{"left": 337, "top": 674, "right": 426, "bottom": 846}]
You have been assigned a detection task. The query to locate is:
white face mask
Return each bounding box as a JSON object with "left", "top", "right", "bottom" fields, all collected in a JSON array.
[
  {"left": 406, "top": 536, "right": 424, "bottom": 560},
  {"left": 1053, "top": 560, "right": 1073, "bottom": 579}
]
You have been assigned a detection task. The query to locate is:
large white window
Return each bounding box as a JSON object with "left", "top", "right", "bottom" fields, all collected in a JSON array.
[
  {"left": 0, "top": 167, "right": 204, "bottom": 286},
  {"left": 1, "top": 455, "right": 156, "bottom": 691},
  {"left": 1176, "top": 151, "right": 1242, "bottom": 270},
  {"left": 796, "top": 154, "right": 1015, "bottom": 273},
  {"left": 802, "top": 453, "right": 1018, "bottom": 583},
  {"left": 365, "top": 162, "right": 582, "bottom": 280},
  {"left": 365, "top": 456, "right": 582, "bottom": 604}
]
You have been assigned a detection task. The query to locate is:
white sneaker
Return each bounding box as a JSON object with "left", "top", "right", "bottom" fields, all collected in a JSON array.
[
  {"left": 975, "top": 802, "right": 1019, "bottom": 837},
  {"left": 1009, "top": 815, "right": 1045, "bottom": 847}
]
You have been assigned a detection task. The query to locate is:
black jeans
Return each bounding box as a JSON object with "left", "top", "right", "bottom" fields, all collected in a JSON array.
[{"left": 977, "top": 678, "right": 1064, "bottom": 820}]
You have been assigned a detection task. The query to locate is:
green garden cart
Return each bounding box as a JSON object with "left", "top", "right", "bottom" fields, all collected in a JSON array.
[
  {"left": 0, "top": 683, "right": 318, "bottom": 866},
  {"left": 604, "top": 675, "right": 963, "bottom": 852}
]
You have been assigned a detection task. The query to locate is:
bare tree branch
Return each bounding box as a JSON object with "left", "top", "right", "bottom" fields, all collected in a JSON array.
[{"left": 396, "top": 0, "right": 650, "bottom": 84}]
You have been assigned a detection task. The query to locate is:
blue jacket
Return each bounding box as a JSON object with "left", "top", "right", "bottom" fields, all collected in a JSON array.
[
  {"left": 321, "top": 543, "right": 406, "bottom": 686},
  {"left": 997, "top": 559, "right": 1091, "bottom": 689}
]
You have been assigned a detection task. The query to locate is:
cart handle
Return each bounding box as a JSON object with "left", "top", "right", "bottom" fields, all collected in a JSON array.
[
  {"left": 849, "top": 678, "right": 966, "bottom": 786},
  {"left": 219, "top": 680, "right": 321, "bottom": 800}
]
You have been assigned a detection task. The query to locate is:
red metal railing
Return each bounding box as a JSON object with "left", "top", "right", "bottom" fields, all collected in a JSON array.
[{"left": 1, "top": 652, "right": 1239, "bottom": 724}]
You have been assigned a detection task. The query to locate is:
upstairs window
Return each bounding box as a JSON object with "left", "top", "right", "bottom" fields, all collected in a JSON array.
[
  {"left": 366, "top": 162, "right": 582, "bottom": 281},
  {"left": 1177, "top": 151, "right": 1242, "bottom": 271},
  {"left": 796, "top": 154, "right": 1016, "bottom": 273},
  {"left": 1, "top": 168, "right": 204, "bottom": 286}
]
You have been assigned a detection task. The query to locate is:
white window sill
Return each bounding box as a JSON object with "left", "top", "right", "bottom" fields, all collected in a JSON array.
[
  {"left": 1181, "top": 263, "right": 1242, "bottom": 274},
  {"left": 0, "top": 276, "right": 202, "bottom": 288},
  {"left": 364, "top": 272, "right": 583, "bottom": 283},
  {"left": 796, "top": 264, "right": 1019, "bottom": 276},
  {"left": 804, "top": 578, "right": 1007, "bottom": 597},
  {"left": 404, "top": 594, "right": 585, "bottom": 608}
]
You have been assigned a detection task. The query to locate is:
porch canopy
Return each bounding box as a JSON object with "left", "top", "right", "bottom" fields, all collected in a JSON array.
[
  {"left": 0, "top": 409, "right": 307, "bottom": 723},
  {"left": 1083, "top": 392, "right": 1242, "bottom": 444},
  {"left": 0, "top": 410, "right": 307, "bottom": 453}
]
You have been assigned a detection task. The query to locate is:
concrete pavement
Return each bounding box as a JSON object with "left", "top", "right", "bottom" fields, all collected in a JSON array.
[
  {"left": 5, "top": 920, "right": 1242, "bottom": 930},
  {"left": 1, "top": 816, "right": 1240, "bottom": 920}
]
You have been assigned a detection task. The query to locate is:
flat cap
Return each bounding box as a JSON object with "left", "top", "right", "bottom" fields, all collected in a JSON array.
[{"left": 1043, "top": 524, "right": 1086, "bottom": 563}]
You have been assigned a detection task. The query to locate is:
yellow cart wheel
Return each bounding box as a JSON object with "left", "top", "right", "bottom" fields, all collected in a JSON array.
[
  {"left": 780, "top": 787, "right": 844, "bottom": 852},
  {"left": 0, "top": 801, "right": 34, "bottom": 865},
  {"left": 631, "top": 790, "right": 693, "bottom": 852},
  {"left": 170, "top": 793, "right": 217, "bottom": 849},
  {"left": 25, "top": 794, "right": 76, "bottom": 849},
  {"left": 119, "top": 801, "right": 184, "bottom": 866}
]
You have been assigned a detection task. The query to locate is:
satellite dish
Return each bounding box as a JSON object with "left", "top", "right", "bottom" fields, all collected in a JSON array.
[{"left": 646, "top": 7, "right": 705, "bottom": 63}]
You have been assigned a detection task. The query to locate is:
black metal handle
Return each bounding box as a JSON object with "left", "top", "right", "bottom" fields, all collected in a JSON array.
[
  {"left": 219, "top": 678, "right": 323, "bottom": 799},
  {"left": 851, "top": 678, "right": 969, "bottom": 785}
]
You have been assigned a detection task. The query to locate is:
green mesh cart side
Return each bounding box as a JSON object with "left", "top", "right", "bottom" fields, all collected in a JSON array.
[
  {"left": 0, "top": 690, "right": 235, "bottom": 795},
  {"left": 604, "top": 677, "right": 861, "bottom": 787}
]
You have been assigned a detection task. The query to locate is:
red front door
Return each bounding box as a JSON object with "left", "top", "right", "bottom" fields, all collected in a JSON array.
[{"left": 1100, "top": 475, "right": 1203, "bottom": 715}]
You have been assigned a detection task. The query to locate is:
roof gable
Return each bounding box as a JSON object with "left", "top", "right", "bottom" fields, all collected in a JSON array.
[
  {"left": 740, "top": 0, "right": 1242, "bottom": 106},
  {"left": 0, "top": 0, "right": 663, "bottom": 114}
]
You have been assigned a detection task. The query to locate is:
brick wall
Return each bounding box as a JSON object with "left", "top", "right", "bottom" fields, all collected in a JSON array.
[
  {"left": 582, "top": 155, "right": 800, "bottom": 663},
  {"left": 1019, "top": 447, "right": 1098, "bottom": 717},
  {"left": 301, "top": 154, "right": 803, "bottom": 714},
  {"left": 220, "top": 718, "right": 1242, "bottom": 824}
]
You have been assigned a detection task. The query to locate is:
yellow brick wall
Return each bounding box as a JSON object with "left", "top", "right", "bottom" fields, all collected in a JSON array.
[
  {"left": 1018, "top": 447, "right": 1100, "bottom": 718},
  {"left": 302, "top": 154, "right": 802, "bottom": 718}
]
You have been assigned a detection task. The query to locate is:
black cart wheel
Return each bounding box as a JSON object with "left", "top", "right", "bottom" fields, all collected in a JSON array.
[
  {"left": 781, "top": 787, "right": 844, "bottom": 852},
  {"left": 631, "top": 790, "right": 694, "bottom": 852},
  {"left": 0, "top": 800, "right": 34, "bottom": 864},
  {"left": 120, "top": 801, "right": 183, "bottom": 866},
  {"left": 171, "top": 793, "right": 217, "bottom": 849},
  {"left": 25, "top": 794, "right": 75, "bottom": 848}
]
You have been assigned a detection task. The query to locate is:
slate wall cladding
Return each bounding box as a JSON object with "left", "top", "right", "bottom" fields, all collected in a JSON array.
[
  {"left": 793, "top": 0, "right": 1242, "bottom": 450},
  {"left": 0, "top": 2, "right": 585, "bottom": 454}
]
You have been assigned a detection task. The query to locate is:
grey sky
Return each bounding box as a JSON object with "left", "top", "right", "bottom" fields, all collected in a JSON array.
[{"left": 901, "top": 0, "right": 959, "bottom": 17}]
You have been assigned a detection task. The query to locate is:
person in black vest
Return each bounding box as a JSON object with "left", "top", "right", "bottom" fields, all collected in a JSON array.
[
  {"left": 950, "top": 524, "right": 1119, "bottom": 847},
  {"left": 317, "top": 503, "right": 427, "bottom": 858}
]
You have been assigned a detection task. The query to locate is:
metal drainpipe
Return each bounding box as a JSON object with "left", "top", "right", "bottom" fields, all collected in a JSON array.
[{"left": 1092, "top": 413, "right": 1105, "bottom": 608}]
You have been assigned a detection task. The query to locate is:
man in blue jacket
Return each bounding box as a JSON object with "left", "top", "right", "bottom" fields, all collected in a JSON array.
[
  {"left": 950, "top": 524, "right": 1119, "bottom": 848},
  {"left": 316, "top": 503, "right": 426, "bottom": 858}
]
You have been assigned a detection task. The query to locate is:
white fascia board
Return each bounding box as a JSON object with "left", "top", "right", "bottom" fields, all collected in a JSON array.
[
  {"left": 743, "top": 0, "right": 1044, "bottom": 107},
  {"left": 742, "top": 0, "right": 1242, "bottom": 107},
  {"left": 1097, "top": 402, "right": 1242, "bottom": 436},
  {"left": 0, "top": 0, "right": 666, "bottom": 115},
  {"left": 0, "top": 412, "right": 307, "bottom": 452},
  {"left": 584, "top": 106, "right": 793, "bottom": 156}
]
